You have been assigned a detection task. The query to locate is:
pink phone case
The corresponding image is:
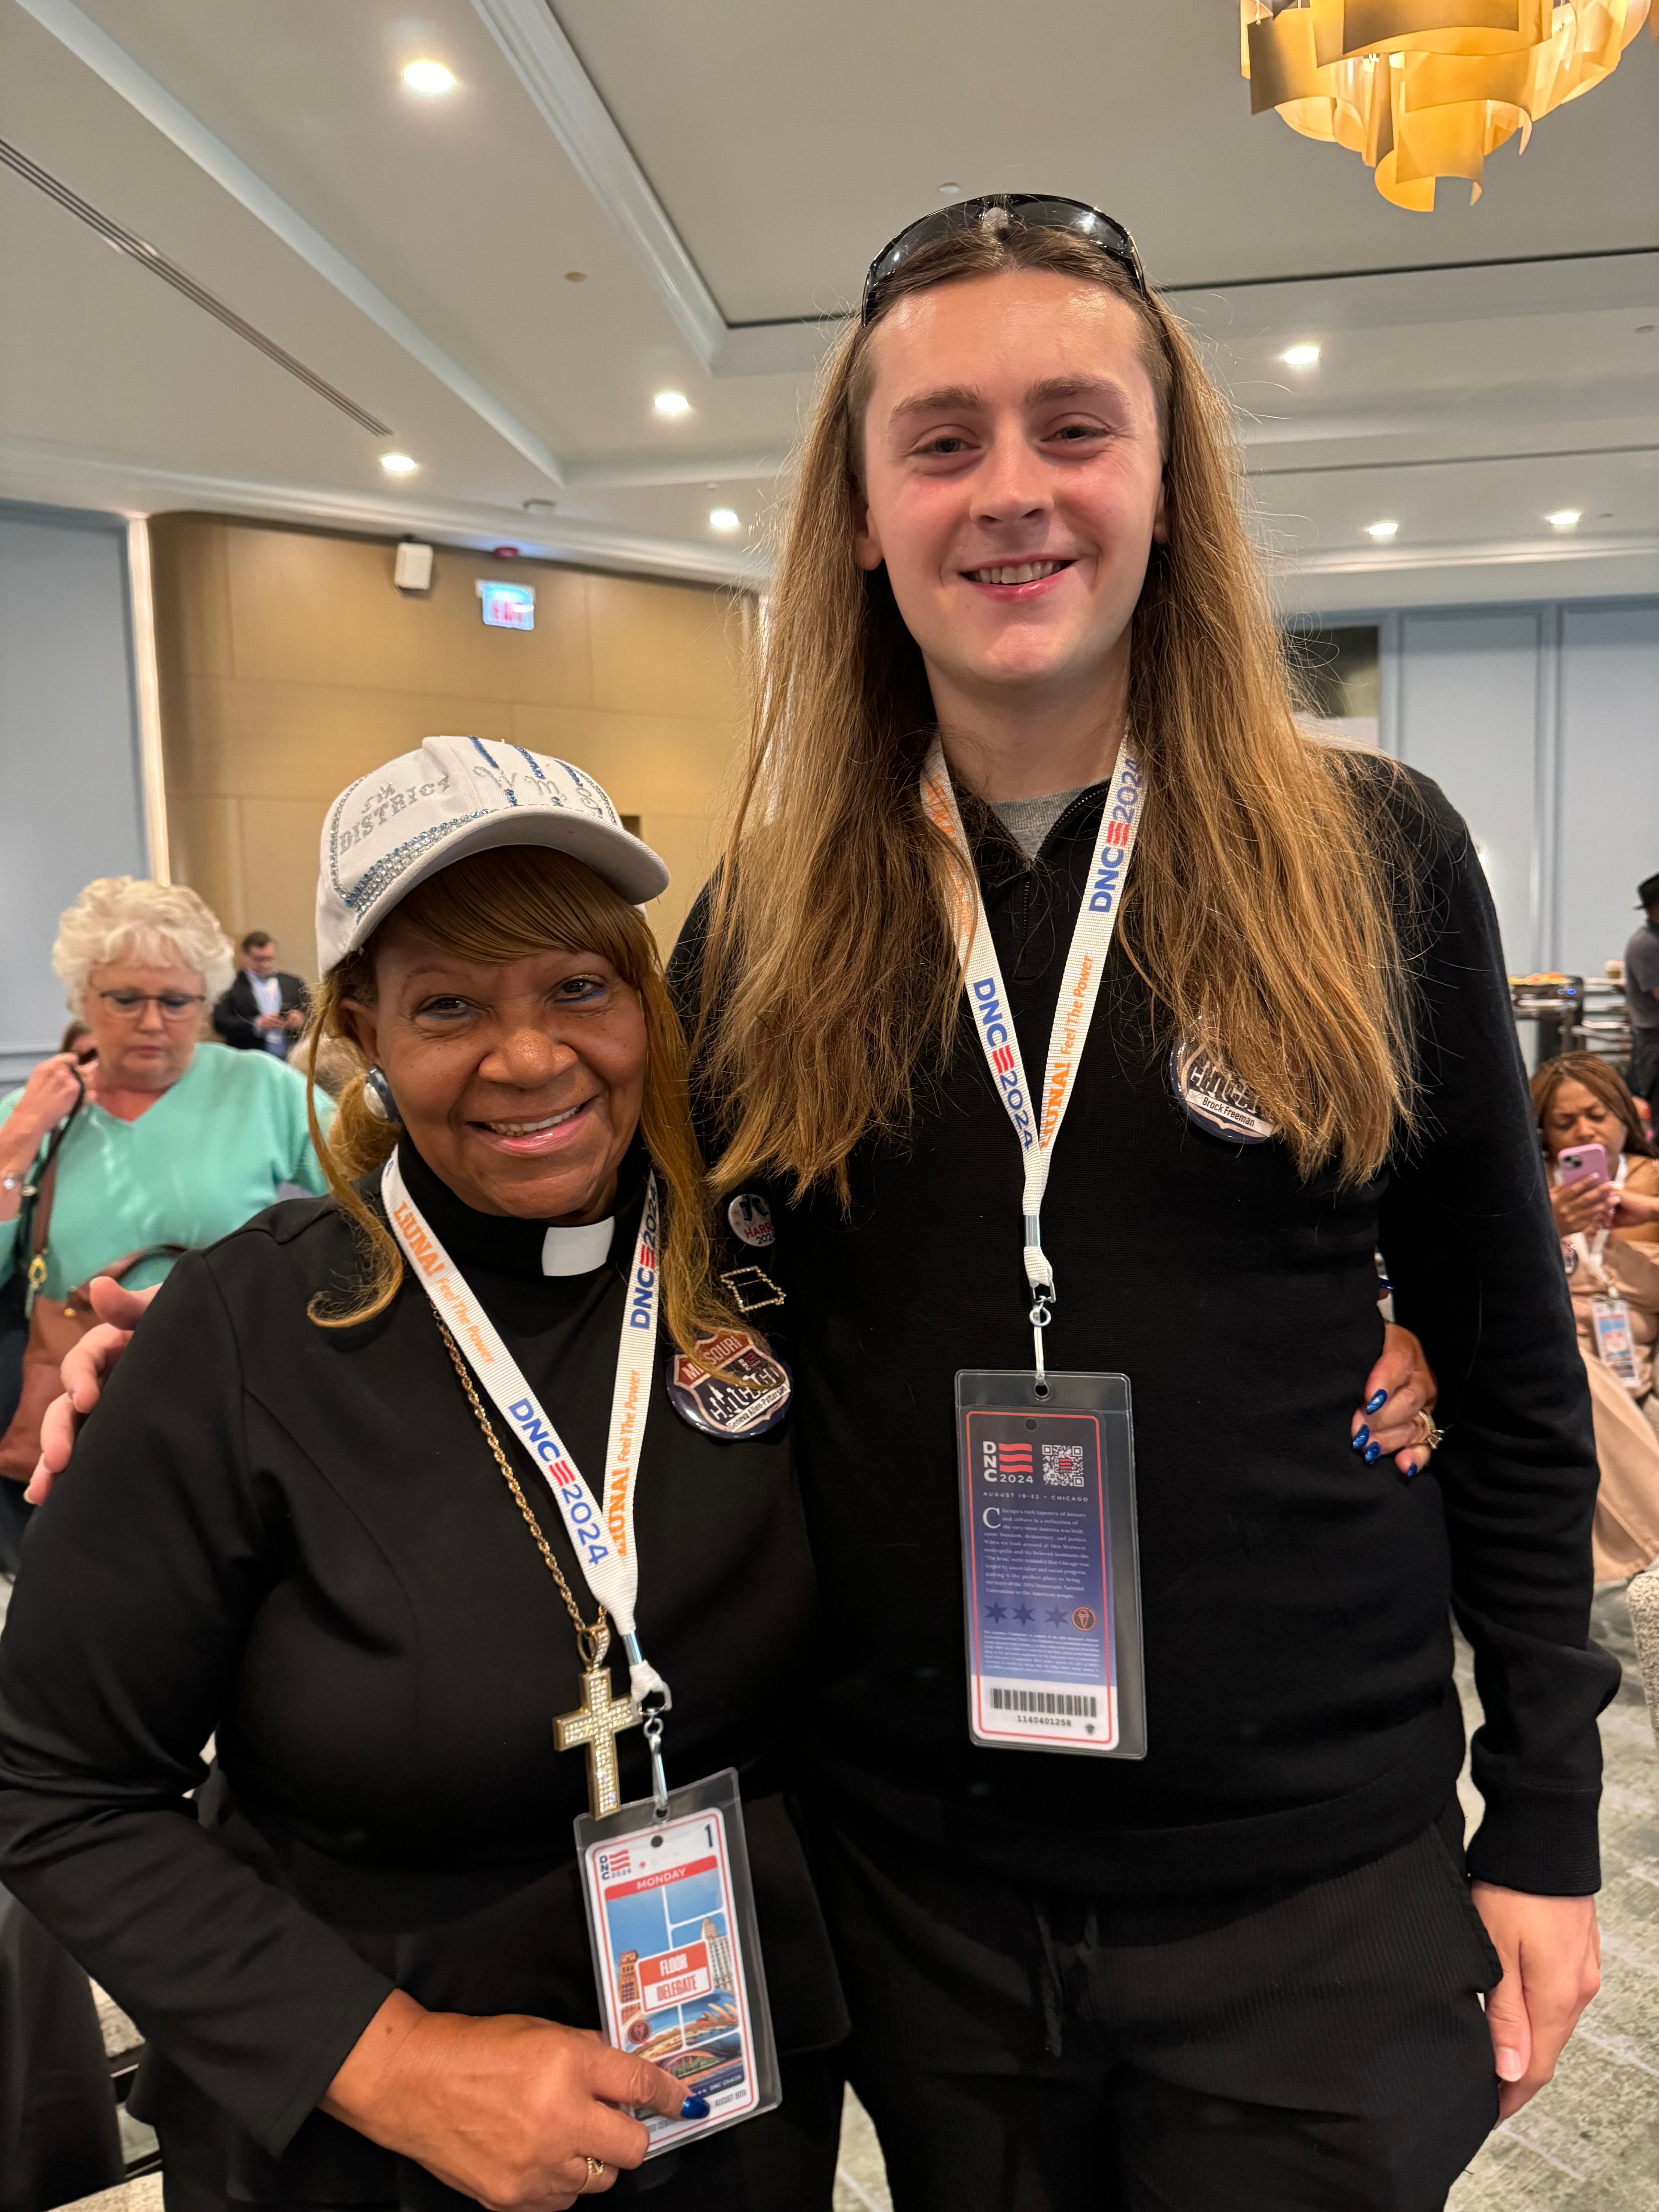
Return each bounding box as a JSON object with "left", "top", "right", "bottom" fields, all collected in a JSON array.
[{"left": 1557, "top": 1143, "right": 1608, "bottom": 1189}]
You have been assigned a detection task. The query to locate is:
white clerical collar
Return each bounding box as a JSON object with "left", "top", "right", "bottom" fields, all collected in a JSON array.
[{"left": 540, "top": 1217, "right": 616, "bottom": 1277}]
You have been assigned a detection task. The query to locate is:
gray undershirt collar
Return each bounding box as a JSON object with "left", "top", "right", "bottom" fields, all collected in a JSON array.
[{"left": 989, "top": 786, "right": 1091, "bottom": 861}]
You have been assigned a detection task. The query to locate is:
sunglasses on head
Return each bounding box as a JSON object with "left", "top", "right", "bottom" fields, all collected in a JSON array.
[{"left": 861, "top": 194, "right": 1147, "bottom": 324}]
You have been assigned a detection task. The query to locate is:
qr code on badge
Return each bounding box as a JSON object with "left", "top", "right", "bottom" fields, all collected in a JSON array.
[{"left": 1042, "top": 1443, "right": 1086, "bottom": 1488}]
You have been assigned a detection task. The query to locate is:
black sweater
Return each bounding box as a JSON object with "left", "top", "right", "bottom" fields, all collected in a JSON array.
[
  {"left": 0, "top": 1144, "right": 845, "bottom": 2201},
  {"left": 675, "top": 765, "right": 1617, "bottom": 1900}
]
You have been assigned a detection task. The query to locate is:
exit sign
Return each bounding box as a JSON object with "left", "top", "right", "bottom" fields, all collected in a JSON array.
[{"left": 477, "top": 580, "right": 535, "bottom": 630}]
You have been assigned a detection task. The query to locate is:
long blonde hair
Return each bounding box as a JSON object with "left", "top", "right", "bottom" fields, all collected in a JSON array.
[
  {"left": 696, "top": 215, "right": 1415, "bottom": 1201},
  {"left": 305, "top": 845, "right": 732, "bottom": 1352}
]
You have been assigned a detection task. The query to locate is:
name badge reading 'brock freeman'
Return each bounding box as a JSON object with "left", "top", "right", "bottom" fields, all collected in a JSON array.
[{"left": 1170, "top": 1039, "right": 1277, "bottom": 1144}]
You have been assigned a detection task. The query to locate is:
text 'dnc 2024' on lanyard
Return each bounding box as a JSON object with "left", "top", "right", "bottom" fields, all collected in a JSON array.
[
  {"left": 383, "top": 1155, "right": 781, "bottom": 2150},
  {"left": 922, "top": 741, "right": 1148, "bottom": 1762}
]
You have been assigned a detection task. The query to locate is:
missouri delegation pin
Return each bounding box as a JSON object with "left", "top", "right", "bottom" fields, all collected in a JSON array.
[{"left": 667, "top": 1328, "right": 791, "bottom": 1439}]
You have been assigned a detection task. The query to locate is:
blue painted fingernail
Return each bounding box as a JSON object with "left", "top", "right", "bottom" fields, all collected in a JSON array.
[
  {"left": 1364, "top": 1441, "right": 1382, "bottom": 1462},
  {"left": 1403, "top": 1461, "right": 1419, "bottom": 1480},
  {"left": 1352, "top": 1426, "right": 1369, "bottom": 1450},
  {"left": 680, "top": 2094, "right": 710, "bottom": 2119},
  {"left": 1366, "top": 1390, "right": 1389, "bottom": 1414}
]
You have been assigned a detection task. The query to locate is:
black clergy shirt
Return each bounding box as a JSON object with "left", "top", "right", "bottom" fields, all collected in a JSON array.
[
  {"left": 0, "top": 1143, "right": 842, "bottom": 2202},
  {"left": 675, "top": 761, "right": 1618, "bottom": 1904}
]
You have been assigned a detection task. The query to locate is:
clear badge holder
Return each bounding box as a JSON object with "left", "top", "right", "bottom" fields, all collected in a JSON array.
[
  {"left": 955, "top": 1368, "right": 1146, "bottom": 1760},
  {"left": 575, "top": 1767, "right": 781, "bottom": 2155},
  {"left": 1592, "top": 1296, "right": 1640, "bottom": 1390}
]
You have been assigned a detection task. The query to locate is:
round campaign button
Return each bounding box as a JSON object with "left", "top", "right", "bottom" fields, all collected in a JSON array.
[
  {"left": 666, "top": 1328, "right": 791, "bottom": 1440},
  {"left": 727, "top": 1192, "right": 776, "bottom": 1249},
  {"left": 1170, "top": 1038, "right": 1276, "bottom": 1145}
]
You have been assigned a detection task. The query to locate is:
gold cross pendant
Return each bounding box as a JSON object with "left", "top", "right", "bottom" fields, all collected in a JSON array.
[{"left": 554, "top": 1661, "right": 642, "bottom": 1818}]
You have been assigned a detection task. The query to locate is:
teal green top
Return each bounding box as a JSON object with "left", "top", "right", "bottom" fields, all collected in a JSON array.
[{"left": 0, "top": 1046, "right": 334, "bottom": 1300}]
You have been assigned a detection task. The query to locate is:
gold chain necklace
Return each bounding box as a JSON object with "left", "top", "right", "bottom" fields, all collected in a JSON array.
[{"left": 436, "top": 1313, "right": 610, "bottom": 1666}]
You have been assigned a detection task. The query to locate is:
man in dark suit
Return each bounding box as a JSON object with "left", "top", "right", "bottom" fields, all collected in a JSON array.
[{"left": 213, "top": 932, "right": 310, "bottom": 1058}]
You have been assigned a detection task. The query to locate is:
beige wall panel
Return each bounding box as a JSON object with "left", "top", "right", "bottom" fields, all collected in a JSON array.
[
  {"left": 152, "top": 516, "right": 749, "bottom": 988},
  {"left": 149, "top": 515, "right": 233, "bottom": 683},
  {"left": 167, "top": 792, "right": 246, "bottom": 944},
  {"left": 418, "top": 557, "right": 593, "bottom": 709},
  {"left": 168, "top": 679, "right": 517, "bottom": 801},
  {"left": 636, "top": 812, "right": 725, "bottom": 957},
  {"left": 226, "top": 526, "right": 429, "bottom": 692},
  {"left": 510, "top": 706, "right": 735, "bottom": 818},
  {"left": 587, "top": 574, "right": 748, "bottom": 722},
  {"left": 234, "top": 796, "right": 332, "bottom": 980}
]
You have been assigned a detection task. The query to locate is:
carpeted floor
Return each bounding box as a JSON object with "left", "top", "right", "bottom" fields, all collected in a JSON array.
[{"left": 833, "top": 1586, "right": 1659, "bottom": 2212}]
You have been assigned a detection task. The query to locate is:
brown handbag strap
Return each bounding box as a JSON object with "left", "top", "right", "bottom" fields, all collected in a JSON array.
[{"left": 20, "top": 1081, "right": 86, "bottom": 1292}]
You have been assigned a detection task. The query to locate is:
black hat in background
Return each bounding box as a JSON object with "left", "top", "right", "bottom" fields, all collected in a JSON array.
[{"left": 1639, "top": 873, "right": 1659, "bottom": 909}]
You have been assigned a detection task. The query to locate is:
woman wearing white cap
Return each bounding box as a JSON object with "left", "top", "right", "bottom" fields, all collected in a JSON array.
[{"left": 0, "top": 739, "right": 847, "bottom": 2210}]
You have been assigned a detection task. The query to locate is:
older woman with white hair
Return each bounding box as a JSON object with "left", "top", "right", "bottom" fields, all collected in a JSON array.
[{"left": 0, "top": 878, "right": 328, "bottom": 1509}]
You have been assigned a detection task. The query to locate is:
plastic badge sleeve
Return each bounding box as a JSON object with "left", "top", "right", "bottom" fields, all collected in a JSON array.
[
  {"left": 955, "top": 1368, "right": 1146, "bottom": 1761},
  {"left": 576, "top": 1767, "right": 781, "bottom": 2155}
]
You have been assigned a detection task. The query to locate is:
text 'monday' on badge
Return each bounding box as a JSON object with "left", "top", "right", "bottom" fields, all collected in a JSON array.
[
  {"left": 585, "top": 1804, "right": 760, "bottom": 2145},
  {"left": 727, "top": 1193, "right": 775, "bottom": 1249},
  {"left": 1170, "top": 1039, "right": 1276, "bottom": 1145},
  {"left": 667, "top": 1331, "right": 791, "bottom": 1440}
]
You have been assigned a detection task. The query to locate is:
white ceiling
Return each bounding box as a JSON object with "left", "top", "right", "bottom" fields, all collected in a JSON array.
[{"left": 1, "top": 0, "right": 1655, "bottom": 607}]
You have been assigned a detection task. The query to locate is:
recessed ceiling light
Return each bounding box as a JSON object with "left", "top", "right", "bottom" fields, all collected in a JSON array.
[
  {"left": 564, "top": 270, "right": 587, "bottom": 283},
  {"left": 1366, "top": 519, "right": 1398, "bottom": 539},
  {"left": 402, "top": 59, "right": 456, "bottom": 97},
  {"left": 380, "top": 452, "right": 418, "bottom": 476},
  {"left": 709, "top": 508, "right": 741, "bottom": 533},
  {"left": 654, "top": 390, "right": 691, "bottom": 417},
  {"left": 938, "top": 182, "right": 962, "bottom": 198},
  {"left": 1547, "top": 509, "right": 1582, "bottom": 531},
  {"left": 1281, "top": 343, "right": 1321, "bottom": 367}
]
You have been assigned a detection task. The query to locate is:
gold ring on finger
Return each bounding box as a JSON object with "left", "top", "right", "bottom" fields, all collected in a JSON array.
[
  {"left": 584, "top": 2156, "right": 606, "bottom": 2189},
  {"left": 1414, "top": 1410, "right": 1445, "bottom": 1452}
]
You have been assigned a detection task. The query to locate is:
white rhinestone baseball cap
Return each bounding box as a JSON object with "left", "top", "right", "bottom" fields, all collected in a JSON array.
[{"left": 315, "top": 736, "right": 669, "bottom": 974}]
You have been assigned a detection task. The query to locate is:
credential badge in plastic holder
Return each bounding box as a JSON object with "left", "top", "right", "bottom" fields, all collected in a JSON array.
[
  {"left": 1592, "top": 1296, "right": 1641, "bottom": 1390},
  {"left": 576, "top": 1767, "right": 781, "bottom": 2155},
  {"left": 956, "top": 1370, "right": 1146, "bottom": 1760}
]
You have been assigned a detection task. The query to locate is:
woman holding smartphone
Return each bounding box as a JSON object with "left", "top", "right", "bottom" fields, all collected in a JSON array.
[{"left": 1535, "top": 1051, "right": 1659, "bottom": 1579}]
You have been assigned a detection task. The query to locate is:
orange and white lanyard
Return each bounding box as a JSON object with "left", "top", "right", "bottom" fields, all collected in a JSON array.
[{"left": 920, "top": 738, "right": 1145, "bottom": 1373}]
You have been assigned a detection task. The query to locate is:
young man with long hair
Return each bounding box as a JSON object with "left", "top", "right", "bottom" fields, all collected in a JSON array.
[{"left": 685, "top": 198, "right": 1613, "bottom": 2209}]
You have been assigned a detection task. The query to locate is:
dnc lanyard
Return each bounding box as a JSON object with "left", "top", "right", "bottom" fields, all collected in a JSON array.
[
  {"left": 382, "top": 1153, "right": 669, "bottom": 1707},
  {"left": 921, "top": 737, "right": 1145, "bottom": 1374}
]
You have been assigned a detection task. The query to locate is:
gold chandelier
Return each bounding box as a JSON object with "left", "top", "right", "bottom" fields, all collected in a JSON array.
[{"left": 1241, "top": 0, "right": 1655, "bottom": 210}]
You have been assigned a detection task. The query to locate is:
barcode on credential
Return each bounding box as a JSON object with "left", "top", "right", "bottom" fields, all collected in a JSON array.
[{"left": 988, "top": 1688, "right": 1098, "bottom": 1717}]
